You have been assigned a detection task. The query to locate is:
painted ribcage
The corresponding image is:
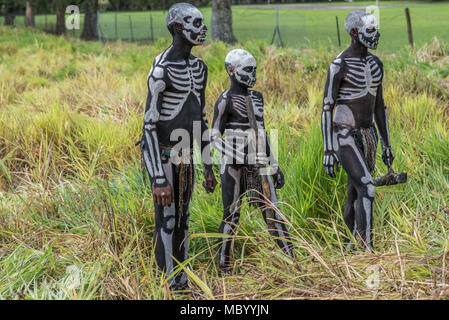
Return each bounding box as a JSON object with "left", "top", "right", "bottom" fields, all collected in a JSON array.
[
  {"left": 225, "top": 91, "right": 264, "bottom": 145},
  {"left": 159, "top": 58, "right": 205, "bottom": 121},
  {"left": 338, "top": 56, "right": 382, "bottom": 100}
]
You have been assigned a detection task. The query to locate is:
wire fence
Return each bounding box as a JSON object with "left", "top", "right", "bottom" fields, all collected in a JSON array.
[{"left": 1, "top": 5, "right": 448, "bottom": 51}]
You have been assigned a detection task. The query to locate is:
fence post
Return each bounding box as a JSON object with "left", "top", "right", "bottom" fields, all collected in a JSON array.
[
  {"left": 129, "top": 15, "right": 134, "bottom": 42},
  {"left": 405, "top": 8, "right": 414, "bottom": 48},
  {"left": 336, "top": 16, "right": 341, "bottom": 48},
  {"left": 115, "top": 13, "right": 118, "bottom": 40},
  {"left": 97, "top": 11, "right": 103, "bottom": 42},
  {"left": 271, "top": 9, "right": 283, "bottom": 47},
  {"left": 150, "top": 14, "right": 154, "bottom": 42},
  {"left": 72, "top": 11, "right": 75, "bottom": 37},
  {"left": 45, "top": 14, "right": 47, "bottom": 31},
  {"left": 275, "top": 9, "right": 279, "bottom": 47}
]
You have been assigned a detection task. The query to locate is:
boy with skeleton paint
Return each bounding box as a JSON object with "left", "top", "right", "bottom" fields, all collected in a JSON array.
[
  {"left": 321, "top": 10, "right": 395, "bottom": 251},
  {"left": 211, "top": 49, "right": 294, "bottom": 273},
  {"left": 140, "top": 3, "right": 217, "bottom": 292}
]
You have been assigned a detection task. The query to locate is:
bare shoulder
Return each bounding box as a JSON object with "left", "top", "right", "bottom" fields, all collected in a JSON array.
[
  {"left": 215, "top": 89, "right": 230, "bottom": 107},
  {"left": 369, "top": 53, "right": 384, "bottom": 68},
  {"left": 153, "top": 48, "right": 171, "bottom": 67},
  {"left": 250, "top": 90, "right": 264, "bottom": 100},
  {"left": 148, "top": 51, "right": 169, "bottom": 79},
  {"left": 190, "top": 54, "right": 207, "bottom": 68},
  {"left": 333, "top": 50, "right": 348, "bottom": 65},
  {"left": 327, "top": 52, "right": 345, "bottom": 76},
  {"left": 219, "top": 89, "right": 230, "bottom": 100}
]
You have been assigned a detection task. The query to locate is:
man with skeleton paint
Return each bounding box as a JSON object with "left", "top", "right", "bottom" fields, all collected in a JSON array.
[
  {"left": 321, "top": 10, "right": 395, "bottom": 251},
  {"left": 140, "top": 3, "right": 217, "bottom": 292},
  {"left": 211, "top": 49, "right": 294, "bottom": 273}
]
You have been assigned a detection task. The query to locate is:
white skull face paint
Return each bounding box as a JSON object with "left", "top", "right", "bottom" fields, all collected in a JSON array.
[
  {"left": 225, "top": 49, "right": 257, "bottom": 88},
  {"left": 166, "top": 3, "right": 207, "bottom": 46},
  {"left": 344, "top": 10, "right": 380, "bottom": 50},
  {"left": 357, "top": 14, "right": 380, "bottom": 49}
]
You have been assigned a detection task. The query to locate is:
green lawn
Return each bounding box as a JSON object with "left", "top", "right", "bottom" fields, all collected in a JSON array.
[{"left": 2, "top": 1, "right": 449, "bottom": 51}]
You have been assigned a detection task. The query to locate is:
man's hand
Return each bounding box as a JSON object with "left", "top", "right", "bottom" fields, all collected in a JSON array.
[
  {"left": 256, "top": 152, "right": 270, "bottom": 166},
  {"left": 152, "top": 182, "right": 173, "bottom": 207},
  {"left": 246, "top": 152, "right": 270, "bottom": 166},
  {"left": 272, "top": 166, "right": 285, "bottom": 189},
  {"left": 202, "top": 167, "right": 217, "bottom": 193},
  {"left": 323, "top": 151, "right": 340, "bottom": 178},
  {"left": 382, "top": 146, "right": 394, "bottom": 168}
]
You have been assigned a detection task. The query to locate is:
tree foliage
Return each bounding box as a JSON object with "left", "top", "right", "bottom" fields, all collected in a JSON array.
[{"left": 1, "top": 0, "right": 364, "bottom": 14}]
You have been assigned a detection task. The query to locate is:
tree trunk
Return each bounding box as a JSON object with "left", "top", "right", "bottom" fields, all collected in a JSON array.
[
  {"left": 211, "top": 0, "right": 237, "bottom": 44},
  {"left": 81, "top": 0, "right": 99, "bottom": 40},
  {"left": 25, "top": 2, "right": 35, "bottom": 27},
  {"left": 55, "top": 6, "right": 66, "bottom": 35}
]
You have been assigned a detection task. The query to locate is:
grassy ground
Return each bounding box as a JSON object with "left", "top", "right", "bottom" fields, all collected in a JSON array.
[
  {"left": 2, "top": 1, "right": 449, "bottom": 51},
  {"left": 0, "top": 26, "right": 448, "bottom": 300}
]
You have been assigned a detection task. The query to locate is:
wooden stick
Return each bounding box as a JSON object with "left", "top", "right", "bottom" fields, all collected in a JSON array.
[
  {"left": 245, "top": 95, "right": 276, "bottom": 231},
  {"left": 115, "top": 13, "right": 118, "bottom": 40},
  {"left": 336, "top": 16, "right": 341, "bottom": 48},
  {"left": 129, "top": 15, "right": 134, "bottom": 42},
  {"left": 405, "top": 8, "right": 414, "bottom": 48}
]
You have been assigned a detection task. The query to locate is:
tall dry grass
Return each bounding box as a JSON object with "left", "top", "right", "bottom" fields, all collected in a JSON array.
[{"left": 0, "top": 27, "right": 448, "bottom": 299}]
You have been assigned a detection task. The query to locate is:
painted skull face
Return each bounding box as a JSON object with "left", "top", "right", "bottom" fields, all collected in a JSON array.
[
  {"left": 357, "top": 14, "right": 380, "bottom": 49},
  {"left": 225, "top": 49, "right": 257, "bottom": 88},
  {"left": 166, "top": 3, "right": 207, "bottom": 46}
]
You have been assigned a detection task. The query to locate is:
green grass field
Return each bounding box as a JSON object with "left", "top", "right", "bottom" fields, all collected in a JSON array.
[
  {"left": 0, "top": 25, "right": 448, "bottom": 300},
  {"left": 2, "top": 1, "right": 449, "bottom": 51}
]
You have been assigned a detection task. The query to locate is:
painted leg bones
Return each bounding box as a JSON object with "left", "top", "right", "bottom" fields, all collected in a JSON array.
[
  {"left": 334, "top": 125, "right": 377, "bottom": 249},
  {"left": 212, "top": 49, "right": 293, "bottom": 272},
  {"left": 321, "top": 10, "right": 396, "bottom": 251},
  {"left": 140, "top": 2, "right": 216, "bottom": 291},
  {"left": 152, "top": 154, "right": 194, "bottom": 288}
]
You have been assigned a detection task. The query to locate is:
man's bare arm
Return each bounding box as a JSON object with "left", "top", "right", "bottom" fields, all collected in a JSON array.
[
  {"left": 322, "top": 58, "right": 343, "bottom": 177},
  {"left": 374, "top": 82, "right": 394, "bottom": 167},
  {"left": 142, "top": 65, "right": 173, "bottom": 206},
  {"left": 198, "top": 63, "right": 217, "bottom": 193}
]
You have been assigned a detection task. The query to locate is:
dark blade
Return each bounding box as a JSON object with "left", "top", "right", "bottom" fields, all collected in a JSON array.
[
  {"left": 245, "top": 95, "right": 277, "bottom": 230},
  {"left": 374, "top": 171, "right": 408, "bottom": 187}
]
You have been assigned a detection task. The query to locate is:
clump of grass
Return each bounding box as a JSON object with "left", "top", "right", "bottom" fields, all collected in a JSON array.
[{"left": 0, "top": 27, "right": 448, "bottom": 299}]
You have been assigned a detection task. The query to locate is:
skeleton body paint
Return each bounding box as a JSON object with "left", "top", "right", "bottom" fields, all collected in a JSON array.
[
  {"left": 140, "top": 3, "right": 216, "bottom": 292},
  {"left": 212, "top": 49, "right": 293, "bottom": 273},
  {"left": 321, "top": 10, "right": 394, "bottom": 251}
]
